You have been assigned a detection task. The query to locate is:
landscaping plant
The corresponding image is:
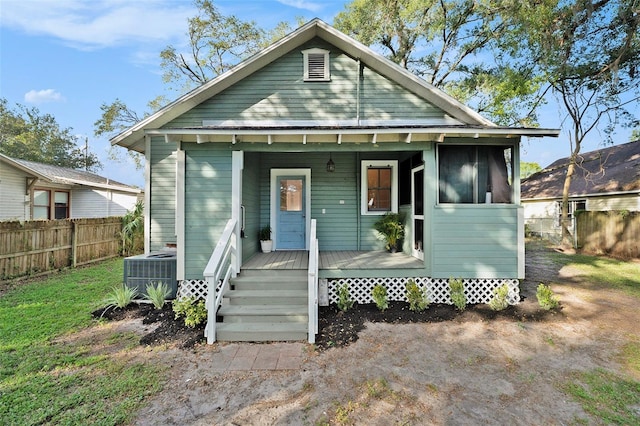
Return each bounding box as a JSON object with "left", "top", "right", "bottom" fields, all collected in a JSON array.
[
  {"left": 336, "top": 281, "right": 354, "bottom": 312},
  {"left": 536, "top": 283, "right": 559, "bottom": 310},
  {"left": 173, "top": 297, "right": 207, "bottom": 328},
  {"left": 104, "top": 284, "right": 138, "bottom": 309},
  {"left": 371, "top": 284, "right": 388, "bottom": 311},
  {"left": 489, "top": 283, "right": 510, "bottom": 311},
  {"left": 405, "top": 279, "right": 429, "bottom": 312},
  {"left": 146, "top": 281, "right": 171, "bottom": 309},
  {"left": 449, "top": 277, "right": 466, "bottom": 311}
]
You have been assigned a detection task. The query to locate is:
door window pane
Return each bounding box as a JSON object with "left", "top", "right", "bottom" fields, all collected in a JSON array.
[{"left": 280, "top": 179, "right": 303, "bottom": 212}]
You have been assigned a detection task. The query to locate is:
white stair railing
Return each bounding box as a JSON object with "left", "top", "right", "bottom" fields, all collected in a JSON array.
[
  {"left": 307, "top": 219, "right": 319, "bottom": 343},
  {"left": 204, "top": 218, "right": 237, "bottom": 344}
]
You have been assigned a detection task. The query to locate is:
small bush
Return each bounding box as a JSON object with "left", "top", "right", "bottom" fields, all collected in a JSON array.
[
  {"left": 145, "top": 281, "right": 171, "bottom": 309},
  {"left": 449, "top": 277, "right": 466, "bottom": 311},
  {"left": 371, "top": 284, "right": 388, "bottom": 311},
  {"left": 536, "top": 283, "right": 559, "bottom": 310},
  {"left": 336, "top": 282, "right": 354, "bottom": 312},
  {"left": 104, "top": 284, "right": 138, "bottom": 309},
  {"left": 489, "top": 283, "right": 510, "bottom": 311},
  {"left": 173, "top": 297, "right": 207, "bottom": 328},
  {"left": 405, "top": 279, "right": 429, "bottom": 312}
]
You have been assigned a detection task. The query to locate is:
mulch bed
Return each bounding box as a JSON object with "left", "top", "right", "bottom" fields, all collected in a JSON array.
[{"left": 93, "top": 298, "right": 559, "bottom": 351}]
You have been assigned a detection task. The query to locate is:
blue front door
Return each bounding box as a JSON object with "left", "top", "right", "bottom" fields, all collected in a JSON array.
[{"left": 276, "top": 176, "right": 306, "bottom": 249}]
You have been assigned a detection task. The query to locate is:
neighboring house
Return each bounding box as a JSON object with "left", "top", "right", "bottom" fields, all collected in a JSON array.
[
  {"left": 0, "top": 154, "right": 141, "bottom": 221},
  {"left": 111, "top": 19, "right": 559, "bottom": 343},
  {"left": 521, "top": 139, "right": 640, "bottom": 231}
]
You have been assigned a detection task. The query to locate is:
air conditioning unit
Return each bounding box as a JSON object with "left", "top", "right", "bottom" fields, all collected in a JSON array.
[{"left": 124, "top": 251, "right": 177, "bottom": 299}]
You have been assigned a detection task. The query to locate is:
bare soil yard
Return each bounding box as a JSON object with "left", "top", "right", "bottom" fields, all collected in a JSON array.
[{"left": 89, "top": 242, "right": 639, "bottom": 425}]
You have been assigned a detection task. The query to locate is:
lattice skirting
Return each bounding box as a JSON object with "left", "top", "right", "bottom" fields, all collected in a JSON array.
[
  {"left": 176, "top": 279, "right": 218, "bottom": 301},
  {"left": 327, "top": 277, "right": 520, "bottom": 305}
]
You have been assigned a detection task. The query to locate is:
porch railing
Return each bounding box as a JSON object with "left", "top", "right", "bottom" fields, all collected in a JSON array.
[
  {"left": 204, "top": 218, "right": 237, "bottom": 344},
  {"left": 307, "top": 219, "right": 319, "bottom": 343}
]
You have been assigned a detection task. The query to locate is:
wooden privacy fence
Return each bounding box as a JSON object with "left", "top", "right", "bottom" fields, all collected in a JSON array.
[
  {"left": 576, "top": 211, "right": 640, "bottom": 259},
  {"left": 0, "top": 217, "right": 122, "bottom": 280}
]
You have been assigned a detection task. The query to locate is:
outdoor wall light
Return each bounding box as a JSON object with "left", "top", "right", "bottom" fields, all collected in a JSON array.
[{"left": 326, "top": 153, "right": 335, "bottom": 172}]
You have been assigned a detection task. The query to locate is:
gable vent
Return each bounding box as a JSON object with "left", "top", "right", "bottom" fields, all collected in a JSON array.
[{"left": 302, "top": 48, "right": 330, "bottom": 81}]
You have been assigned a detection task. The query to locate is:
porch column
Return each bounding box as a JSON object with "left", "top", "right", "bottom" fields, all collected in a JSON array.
[
  {"left": 232, "top": 151, "right": 244, "bottom": 274},
  {"left": 176, "top": 146, "right": 186, "bottom": 281}
]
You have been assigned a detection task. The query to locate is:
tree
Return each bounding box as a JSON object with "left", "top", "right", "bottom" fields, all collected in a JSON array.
[
  {"left": 506, "top": 0, "right": 640, "bottom": 248},
  {"left": 0, "top": 98, "right": 101, "bottom": 171},
  {"left": 334, "top": 0, "right": 545, "bottom": 125},
  {"left": 520, "top": 161, "right": 542, "bottom": 179}
]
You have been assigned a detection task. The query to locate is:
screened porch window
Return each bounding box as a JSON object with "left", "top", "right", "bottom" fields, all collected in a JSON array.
[
  {"left": 438, "top": 145, "right": 513, "bottom": 204},
  {"left": 361, "top": 160, "right": 398, "bottom": 215}
]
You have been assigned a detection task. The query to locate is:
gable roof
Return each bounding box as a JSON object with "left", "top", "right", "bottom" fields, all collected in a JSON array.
[
  {"left": 521, "top": 140, "right": 640, "bottom": 200},
  {"left": 0, "top": 154, "right": 141, "bottom": 194},
  {"left": 111, "top": 19, "right": 559, "bottom": 153}
]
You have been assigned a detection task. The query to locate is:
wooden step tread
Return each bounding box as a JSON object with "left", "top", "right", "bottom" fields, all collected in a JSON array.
[{"left": 218, "top": 305, "right": 308, "bottom": 316}]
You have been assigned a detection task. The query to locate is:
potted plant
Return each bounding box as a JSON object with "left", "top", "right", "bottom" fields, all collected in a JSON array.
[
  {"left": 259, "top": 225, "right": 273, "bottom": 253},
  {"left": 373, "top": 212, "right": 405, "bottom": 253}
]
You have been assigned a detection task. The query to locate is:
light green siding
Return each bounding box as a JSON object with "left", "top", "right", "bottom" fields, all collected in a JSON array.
[
  {"left": 149, "top": 137, "right": 176, "bottom": 252},
  {"left": 431, "top": 205, "right": 520, "bottom": 278},
  {"left": 242, "top": 152, "right": 261, "bottom": 259},
  {"left": 183, "top": 144, "right": 232, "bottom": 278},
  {"left": 164, "top": 38, "right": 448, "bottom": 127}
]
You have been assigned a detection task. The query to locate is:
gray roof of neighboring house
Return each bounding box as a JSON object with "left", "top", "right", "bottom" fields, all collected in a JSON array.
[
  {"left": 521, "top": 139, "right": 640, "bottom": 199},
  {"left": 0, "top": 154, "right": 141, "bottom": 193}
]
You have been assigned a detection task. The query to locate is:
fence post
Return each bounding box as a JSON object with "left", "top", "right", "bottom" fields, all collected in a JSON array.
[{"left": 71, "top": 220, "right": 78, "bottom": 268}]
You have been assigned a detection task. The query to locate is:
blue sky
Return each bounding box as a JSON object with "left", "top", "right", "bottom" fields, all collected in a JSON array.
[{"left": 0, "top": 0, "right": 633, "bottom": 188}]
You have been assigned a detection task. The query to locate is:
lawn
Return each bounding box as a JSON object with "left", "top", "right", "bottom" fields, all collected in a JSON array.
[{"left": 0, "top": 258, "right": 165, "bottom": 426}]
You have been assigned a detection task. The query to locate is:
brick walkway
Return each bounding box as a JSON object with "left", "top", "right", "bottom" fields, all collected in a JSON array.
[{"left": 208, "top": 342, "right": 306, "bottom": 371}]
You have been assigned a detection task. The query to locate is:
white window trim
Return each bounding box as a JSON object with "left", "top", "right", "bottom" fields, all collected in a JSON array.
[
  {"left": 361, "top": 160, "right": 398, "bottom": 215},
  {"left": 302, "top": 48, "right": 330, "bottom": 82}
]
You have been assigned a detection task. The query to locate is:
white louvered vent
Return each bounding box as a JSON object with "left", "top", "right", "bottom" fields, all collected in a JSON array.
[{"left": 302, "top": 48, "right": 330, "bottom": 81}]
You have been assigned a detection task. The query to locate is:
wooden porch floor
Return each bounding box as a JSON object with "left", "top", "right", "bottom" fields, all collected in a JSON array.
[{"left": 242, "top": 250, "right": 424, "bottom": 270}]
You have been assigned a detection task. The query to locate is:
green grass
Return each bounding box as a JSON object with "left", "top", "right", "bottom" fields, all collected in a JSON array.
[
  {"left": 563, "top": 369, "right": 640, "bottom": 425},
  {"left": 547, "top": 249, "right": 640, "bottom": 298},
  {"left": 0, "top": 258, "right": 165, "bottom": 425}
]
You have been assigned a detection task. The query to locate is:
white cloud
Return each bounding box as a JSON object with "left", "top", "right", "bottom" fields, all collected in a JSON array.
[
  {"left": 1, "top": 0, "right": 195, "bottom": 50},
  {"left": 276, "top": 0, "right": 324, "bottom": 13},
  {"left": 24, "top": 89, "right": 65, "bottom": 104}
]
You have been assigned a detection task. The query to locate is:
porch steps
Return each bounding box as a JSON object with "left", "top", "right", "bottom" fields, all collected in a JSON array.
[{"left": 215, "top": 269, "right": 308, "bottom": 341}]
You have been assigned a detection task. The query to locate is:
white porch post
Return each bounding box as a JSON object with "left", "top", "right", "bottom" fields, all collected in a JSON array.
[
  {"left": 176, "top": 147, "right": 186, "bottom": 281},
  {"left": 231, "top": 151, "right": 243, "bottom": 274}
]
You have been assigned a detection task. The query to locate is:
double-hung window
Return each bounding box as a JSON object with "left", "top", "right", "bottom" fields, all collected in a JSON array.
[
  {"left": 33, "top": 189, "right": 70, "bottom": 219},
  {"left": 361, "top": 160, "right": 398, "bottom": 214}
]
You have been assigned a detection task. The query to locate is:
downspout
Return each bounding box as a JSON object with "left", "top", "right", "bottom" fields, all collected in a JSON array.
[{"left": 356, "top": 152, "right": 361, "bottom": 250}]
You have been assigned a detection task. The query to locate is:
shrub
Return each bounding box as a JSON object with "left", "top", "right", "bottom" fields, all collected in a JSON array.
[
  {"left": 173, "top": 297, "right": 207, "bottom": 328},
  {"left": 336, "top": 282, "right": 354, "bottom": 312},
  {"left": 536, "top": 283, "right": 559, "bottom": 310},
  {"left": 371, "top": 284, "right": 388, "bottom": 311},
  {"left": 449, "top": 277, "right": 466, "bottom": 311},
  {"left": 104, "top": 284, "right": 138, "bottom": 309},
  {"left": 405, "top": 279, "right": 429, "bottom": 312},
  {"left": 145, "top": 281, "right": 171, "bottom": 309},
  {"left": 489, "top": 283, "right": 510, "bottom": 311}
]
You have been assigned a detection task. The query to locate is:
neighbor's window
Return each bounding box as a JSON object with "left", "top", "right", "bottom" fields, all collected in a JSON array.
[
  {"left": 361, "top": 160, "right": 398, "bottom": 215},
  {"left": 438, "top": 145, "right": 513, "bottom": 204},
  {"left": 556, "top": 199, "right": 586, "bottom": 226},
  {"left": 33, "top": 190, "right": 70, "bottom": 219},
  {"left": 33, "top": 190, "right": 50, "bottom": 219},
  {"left": 54, "top": 191, "right": 69, "bottom": 219},
  {"left": 302, "top": 48, "right": 330, "bottom": 81}
]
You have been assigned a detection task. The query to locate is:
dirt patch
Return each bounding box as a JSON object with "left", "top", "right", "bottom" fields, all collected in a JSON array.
[{"left": 87, "top": 242, "right": 639, "bottom": 425}]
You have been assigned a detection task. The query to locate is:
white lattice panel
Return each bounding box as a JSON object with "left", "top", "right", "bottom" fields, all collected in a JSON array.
[
  {"left": 328, "top": 278, "right": 519, "bottom": 306},
  {"left": 176, "top": 279, "right": 208, "bottom": 301}
]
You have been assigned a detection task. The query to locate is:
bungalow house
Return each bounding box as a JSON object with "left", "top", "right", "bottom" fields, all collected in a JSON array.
[
  {"left": 0, "top": 154, "right": 141, "bottom": 221},
  {"left": 111, "top": 19, "right": 559, "bottom": 343},
  {"left": 521, "top": 139, "right": 640, "bottom": 238}
]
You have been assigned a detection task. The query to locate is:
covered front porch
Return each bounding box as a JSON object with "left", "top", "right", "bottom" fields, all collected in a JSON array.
[{"left": 242, "top": 249, "right": 424, "bottom": 272}]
